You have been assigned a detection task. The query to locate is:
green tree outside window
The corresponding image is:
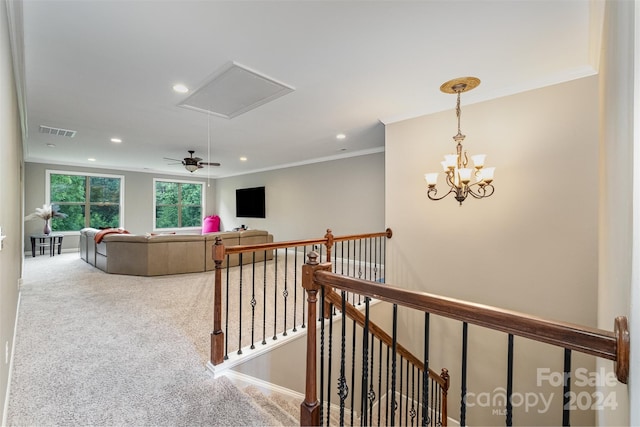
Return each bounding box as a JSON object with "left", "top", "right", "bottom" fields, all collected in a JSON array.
[
  {"left": 155, "top": 180, "right": 203, "bottom": 229},
  {"left": 48, "top": 172, "right": 123, "bottom": 231}
]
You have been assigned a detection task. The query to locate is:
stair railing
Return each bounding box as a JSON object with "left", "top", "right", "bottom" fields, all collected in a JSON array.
[
  {"left": 321, "top": 285, "right": 450, "bottom": 426},
  {"left": 301, "top": 257, "right": 630, "bottom": 427},
  {"left": 210, "top": 228, "right": 392, "bottom": 365}
]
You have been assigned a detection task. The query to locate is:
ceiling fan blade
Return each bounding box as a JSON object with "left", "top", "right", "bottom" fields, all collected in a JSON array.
[
  {"left": 193, "top": 157, "right": 202, "bottom": 162},
  {"left": 199, "top": 162, "right": 221, "bottom": 167},
  {"left": 163, "top": 157, "right": 183, "bottom": 162}
]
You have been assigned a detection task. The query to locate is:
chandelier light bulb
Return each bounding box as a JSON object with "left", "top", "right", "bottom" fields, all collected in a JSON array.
[
  {"left": 444, "top": 154, "right": 458, "bottom": 169},
  {"left": 458, "top": 168, "right": 472, "bottom": 184},
  {"left": 425, "top": 173, "right": 438, "bottom": 187},
  {"left": 481, "top": 167, "right": 495, "bottom": 183},
  {"left": 471, "top": 154, "right": 486, "bottom": 168}
]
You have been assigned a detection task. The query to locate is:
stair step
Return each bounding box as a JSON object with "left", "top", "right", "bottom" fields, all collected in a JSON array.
[{"left": 243, "top": 385, "right": 299, "bottom": 426}]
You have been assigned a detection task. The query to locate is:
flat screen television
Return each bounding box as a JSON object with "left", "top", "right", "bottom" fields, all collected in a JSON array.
[{"left": 236, "top": 186, "right": 265, "bottom": 218}]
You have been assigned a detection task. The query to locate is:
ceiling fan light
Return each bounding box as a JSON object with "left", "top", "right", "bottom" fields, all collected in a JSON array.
[{"left": 185, "top": 164, "right": 198, "bottom": 172}]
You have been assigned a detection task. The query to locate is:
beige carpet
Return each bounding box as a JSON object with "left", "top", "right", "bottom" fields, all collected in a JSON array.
[{"left": 6, "top": 252, "right": 301, "bottom": 426}]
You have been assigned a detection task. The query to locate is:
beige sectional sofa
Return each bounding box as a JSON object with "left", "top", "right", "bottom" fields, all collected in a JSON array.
[{"left": 79, "top": 228, "right": 273, "bottom": 276}]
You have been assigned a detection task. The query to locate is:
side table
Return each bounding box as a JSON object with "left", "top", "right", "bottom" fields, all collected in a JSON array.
[{"left": 30, "top": 233, "right": 64, "bottom": 257}]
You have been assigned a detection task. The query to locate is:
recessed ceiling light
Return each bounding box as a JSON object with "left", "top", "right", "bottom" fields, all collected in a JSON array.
[
  {"left": 240, "top": 156, "right": 247, "bottom": 162},
  {"left": 336, "top": 133, "right": 346, "bottom": 140},
  {"left": 46, "top": 143, "right": 56, "bottom": 148},
  {"left": 173, "top": 83, "right": 189, "bottom": 93},
  {"left": 88, "top": 158, "right": 96, "bottom": 162},
  {"left": 110, "top": 137, "right": 122, "bottom": 143}
]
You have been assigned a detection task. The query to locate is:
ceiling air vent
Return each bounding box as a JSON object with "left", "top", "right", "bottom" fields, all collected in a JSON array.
[
  {"left": 39, "top": 125, "right": 77, "bottom": 138},
  {"left": 178, "top": 62, "right": 295, "bottom": 119}
]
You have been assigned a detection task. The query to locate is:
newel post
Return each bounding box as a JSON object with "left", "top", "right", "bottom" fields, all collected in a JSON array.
[
  {"left": 300, "top": 251, "right": 331, "bottom": 426},
  {"left": 210, "top": 236, "right": 225, "bottom": 365},
  {"left": 324, "top": 229, "right": 334, "bottom": 263}
]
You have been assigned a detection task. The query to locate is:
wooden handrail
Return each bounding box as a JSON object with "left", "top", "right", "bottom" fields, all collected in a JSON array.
[
  {"left": 222, "top": 238, "right": 327, "bottom": 254},
  {"left": 324, "top": 287, "right": 448, "bottom": 389},
  {"left": 221, "top": 228, "right": 392, "bottom": 256},
  {"left": 312, "top": 267, "right": 630, "bottom": 384}
]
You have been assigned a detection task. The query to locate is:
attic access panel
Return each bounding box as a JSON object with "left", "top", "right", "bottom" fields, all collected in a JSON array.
[{"left": 178, "top": 62, "right": 295, "bottom": 119}]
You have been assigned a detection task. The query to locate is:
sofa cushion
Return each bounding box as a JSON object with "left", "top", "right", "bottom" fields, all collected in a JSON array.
[{"left": 103, "top": 234, "right": 206, "bottom": 276}]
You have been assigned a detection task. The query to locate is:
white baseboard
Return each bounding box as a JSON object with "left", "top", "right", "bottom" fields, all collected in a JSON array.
[
  {"left": 220, "top": 369, "right": 304, "bottom": 401},
  {"left": 206, "top": 324, "right": 310, "bottom": 378},
  {"left": 2, "top": 292, "right": 21, "bottom": 427}
]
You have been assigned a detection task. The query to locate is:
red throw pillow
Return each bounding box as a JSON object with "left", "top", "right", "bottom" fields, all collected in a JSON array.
[{"left": 202, "top": 215, "right": 220, "bottom": 234}]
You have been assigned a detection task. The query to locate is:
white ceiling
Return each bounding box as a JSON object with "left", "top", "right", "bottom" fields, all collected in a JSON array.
[{"left": 15, "top": 0, "right": 600, "bottom": 178}]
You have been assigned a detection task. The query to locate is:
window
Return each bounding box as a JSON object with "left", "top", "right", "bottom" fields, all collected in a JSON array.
[
  {"left": 47, "top": 171, "right": 124, "bottom": 232},
  {"left": 154, "top": 179, "right": 204, "bottom": 229}
]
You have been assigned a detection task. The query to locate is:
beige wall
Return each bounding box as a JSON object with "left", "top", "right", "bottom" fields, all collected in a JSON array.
[
  {"left": 215, "top": 152, "right": 385, "bottom": 241},
  {"left": 597, "top": 1, "right": 634, "bottom": 425},
  {"left": 0, "top": 0, "right": 24, "bottom": 422},
  {"left": 385, "top": 76, "right": 600, "bottom": 425},
  {"left": 23, "top": 163, "right": 218, "bottom": 252}
]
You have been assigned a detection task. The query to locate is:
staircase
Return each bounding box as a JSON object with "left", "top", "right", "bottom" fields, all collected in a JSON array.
[
  {"left": 231, "top": 375, "right": 360, "bottom": 427},
  {"left": 242, "top": 385, "right": 299, "bottom": 426}
]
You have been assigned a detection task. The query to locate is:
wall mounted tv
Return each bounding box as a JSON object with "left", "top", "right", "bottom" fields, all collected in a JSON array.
[{"left": 236, "top": 186, "right": 266, "bottom": 218}]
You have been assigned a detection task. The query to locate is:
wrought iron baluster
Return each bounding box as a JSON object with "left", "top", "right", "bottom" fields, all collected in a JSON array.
[
  {"left": 460, "top": 322, "right": 468, "bottom": 426},
  {"left": 224, "top": 255, "right": 230, "bottom": 360},
  {"left": 378, "top": 338, "right": 383, "bottom": 427},
  {"left": 361, "top": 297, "right": 371, "bottom": 426},
  {"left": 386, "top": 344, "right": 390, "bottom": 427},
  {"left": 272, "top": 250, "right": 278, "bottom": 341},
  {"left": 432, "top": 378, "right": 438, "bottom": 427},
  {"left": 383, "top": 232, "right": 387, "bottom": 283},
  {"left": 261, "top": 253, "right": 267, "bottom": 345},
  {"left": 347, "top": 242, "right": 354, "bottom": 305},
  {"left": 563, "top": 348, "right": 572, "bottom": 426},
  {"left": 301, "top": 246, "right": 307, "bottom": 328},
  {"left": 369, "top": 332, "right": 376, "bottom": 424},
  {"left": 416, "top": 368, "right": 421, "bottom": 427},
  {"left": 506, "top": 333, "right": 514, "bottom": 426},
  {"left": 237, "top": 254, "right": 243, "bottom": 355},
  {"left": 319, "top": 286, "right": 325, "bottom": 425},
  {"left": 423, "top": 312, "right": 430, "bottom": 427},
  {"left": 250, "top": 252, "right": 256, "bottom": 349},
  {"left": 327, "top": 301, "right": 334, "bottom": 426},
  {"left": 399, "top": 356, "right": 404, "bottom": 426},
  {"left": 391, "top": 304, "right": 398, "bottom": 426},
  {"left": 338, "top": 291, "right": 348, "bottom": 426},
  {"left": 293, "top": 248, "right": 298, "bottom": 332},
  {"left": 282, "top": 250, "right": 289, "bottom": 336},
  {"left": 350, "top": 318, "right": 356, "bottom": 427},
  {"left": 374, "top": 236, "right": 378, "bottom": 283},
  {"left": 358, "top": 239, "right": 363, "bottom": 279},
  {"left": 411, "top": 365, "right": 416, "bottom": 427}
]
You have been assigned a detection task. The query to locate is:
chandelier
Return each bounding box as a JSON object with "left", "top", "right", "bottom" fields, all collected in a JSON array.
[{"left": 424, "top": 77, "right": 495, "bottom": 205}]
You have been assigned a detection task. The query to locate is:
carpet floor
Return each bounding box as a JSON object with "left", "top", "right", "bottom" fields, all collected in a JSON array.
[{"left": 6, "top": 252, "right": 295, "bottom": 426}]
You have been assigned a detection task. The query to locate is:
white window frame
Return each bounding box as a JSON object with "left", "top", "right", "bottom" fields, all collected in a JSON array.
[
  {"left": 45, "top": 170, "right": 125, "bottom": 235},
  {"left": 153, "top": 178, "right": 205, "bottom": 232}
]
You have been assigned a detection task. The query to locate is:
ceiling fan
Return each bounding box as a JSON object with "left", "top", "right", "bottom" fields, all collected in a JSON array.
[{"left": 164, "top": 150, "right": 221, "bottom": 173}]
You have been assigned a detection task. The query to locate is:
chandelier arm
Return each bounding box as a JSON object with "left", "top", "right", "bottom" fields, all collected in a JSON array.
[
  {"left": 444, "top": 171, "right": 458, "bottom": 189},
  {"left": 467, "top": 184, "right": 495, "bottom": 199},
  {"left": 427, "top": 187, "right": 456, "bottom": 201}
]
